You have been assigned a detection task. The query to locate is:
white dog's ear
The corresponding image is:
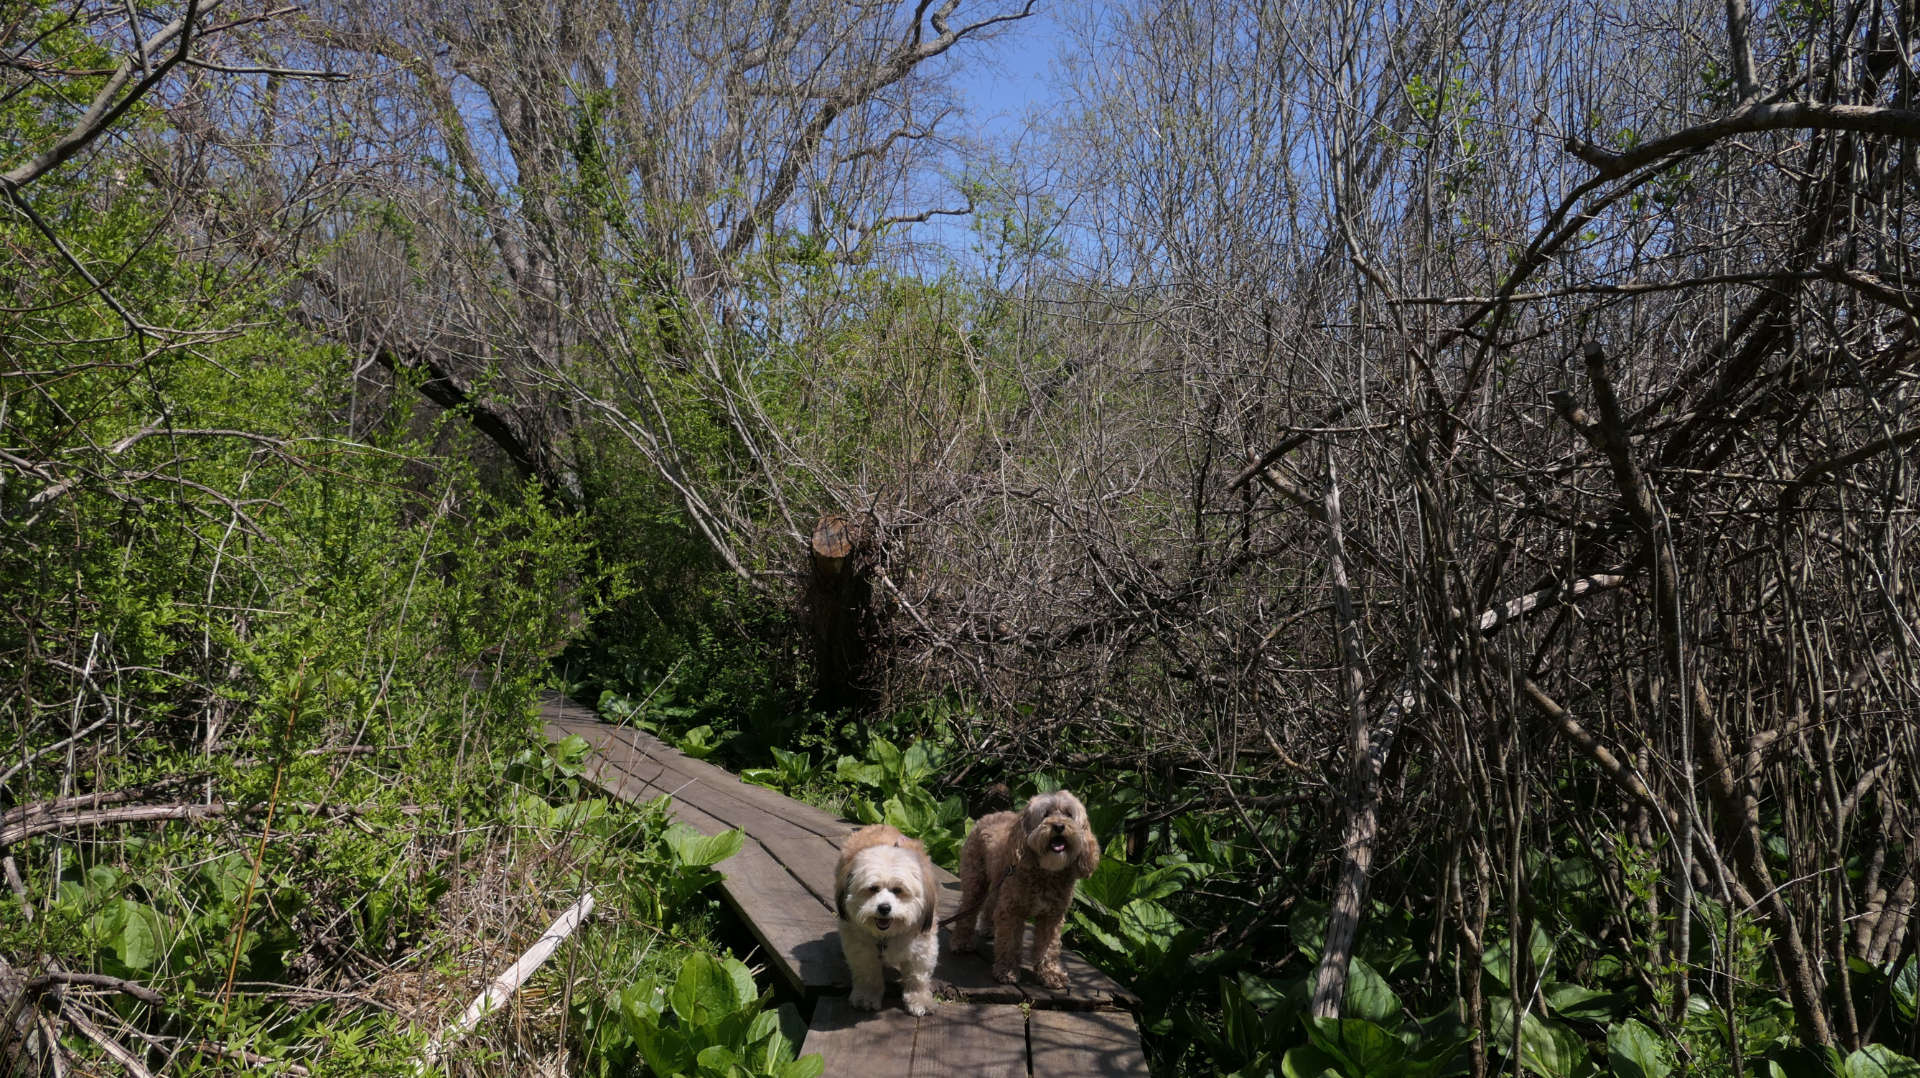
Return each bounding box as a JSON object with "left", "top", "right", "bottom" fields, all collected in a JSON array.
[
  {"left": 836, "top": 884, "right": 849, "bottom": 922},
  {"left": 920, "top": 891, "right": 935, "bottom": 933}
]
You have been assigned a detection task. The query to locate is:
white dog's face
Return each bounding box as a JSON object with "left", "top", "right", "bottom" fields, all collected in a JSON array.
[
  {"left": 1021, "top": 790, "right": 1096, "bottom": 875},
  {"left": 840, "top": 845, "right": 931, "bottom": 938}
]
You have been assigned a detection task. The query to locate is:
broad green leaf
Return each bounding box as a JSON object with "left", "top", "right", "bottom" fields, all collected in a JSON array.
[
  {"left": 1544, "top": 982, "right": 1622, "bottom": 1022},
  {"left": 1342, "top": 955, "right": 1402, "bottom": 1024},
  {"left": 669, "top": 952, "right": 755, "bottom": 1028},
  {"left": 507, "top": 792, "right": 556, "bottom": 828},
  {"left": 1519, "top": 1014, "right": 1585, "bottom": 1078},
  {"left": 835, "top": 757, "right": 884, "bottom": 787},
  {"left": 779, "top": 1054, "right": 826, "bottom": 1078},
  {"left": 631, "top": 1015, "right": 693, "bottom": 1076},
  {"left": 1076, "top": 853, "right": 1141, "bottom": 911},
  {"left": 551, "top": 734, "right": 591, "bottom": 769},
  {"left": 740, "top": 768, "right": 783, "bottom": 789},
  {"left": 114, "top": 901, "right": 165, "bottom": 972},
  {"left": 1119, "top": 899, "right": 1185, "bottom": 949},
  {"left": 617, "top": 980, "right": 663, "bottom": 1022},
  {"left": 1764, "top": 1046, "right": 1844, "bottom": 1078},
  {"left": 1843, "top": 1046, "right": 1920, "bottom": 1078},
  {"left": 550, "top": 798, "right": 611, "bottom": 830},
  {"left": 1489, "top": 999, "right": 1589, "bottom": 1078},
  {"left": 1281, "top": 1043, "right": 1343, "bottom": 1078},
  {"left": 744, "top": 1007, "right": 781, "bottom": 1047},
  {"left": 1068, "top": 911, "right": 1128, "bottom": 956},
  {"left": 675, "top": 725, "right": 729, "bottom": 759},
  {"left": 1237, "top": 972, "right": 1289, "bottom": 1010},
  {"left": 901, "top": 740, "right": 930, "bottom": 777},
  {"left": 200, "top": 855, "right": 251, "bottom": 904},
  {"left": 1484, "top": 922, "right": 1556, "bottom": 988},
  {"left": 1307, "top": 1016, "right": 1407, "bottom": 1073},
  {"left": 1607, "top": 1019, "right": 1670, "bottom": 1078},
  {"left": 664, "top": 823, "right": 745, "bottom": 868},
  {"left": 741, "top": 1008, "right": 795, "bottom": 1070},
  {"left": 1551, "top": 856, "right": 1598, "bottom": 890}
]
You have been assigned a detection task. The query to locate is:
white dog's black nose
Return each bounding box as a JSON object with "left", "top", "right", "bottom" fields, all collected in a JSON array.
[{"left": 877, "top": 901, "right": 892, "bottom": 915}]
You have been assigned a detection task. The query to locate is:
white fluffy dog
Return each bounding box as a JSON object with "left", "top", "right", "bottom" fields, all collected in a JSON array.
[{"left": 834, "top": 824, "right": 938, "bottom": 1015}]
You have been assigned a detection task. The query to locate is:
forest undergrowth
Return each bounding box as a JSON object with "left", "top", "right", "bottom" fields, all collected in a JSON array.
[
  {"left": 596, "top": 639, "right": 1920, "bottom": 1078},
  {"left": 9, "top": 0, "right": 1920, "bottom": 1074}
]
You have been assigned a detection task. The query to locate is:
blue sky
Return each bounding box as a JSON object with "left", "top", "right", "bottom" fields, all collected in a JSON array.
[
  {"left": 905, "top": 5, "right": 1072, "bottom": 260},
  {"left": 948, "top": 5, "right": 1064, "bottom": 140}
]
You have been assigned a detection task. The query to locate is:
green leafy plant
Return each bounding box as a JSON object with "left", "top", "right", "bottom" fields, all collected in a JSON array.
[
  {"left": 835, "top": 736, "right": 970, "bottom": 863},
  {"left": 592, "top": 953, "right": 822, "bottom": 1078},
  {"left": 740, "top": 746, "right": 827, "bottom": 791}
]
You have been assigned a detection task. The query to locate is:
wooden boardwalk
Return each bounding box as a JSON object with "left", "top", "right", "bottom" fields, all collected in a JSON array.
[{"left": 542, "top": 692, "right": 1149, "bottom": 1076}]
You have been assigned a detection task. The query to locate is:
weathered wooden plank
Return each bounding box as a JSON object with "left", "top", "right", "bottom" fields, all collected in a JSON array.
[
  {"left": 543, "top": 696, "right": 847, "bottom": 836},
  {"left": 801, "top": 995, "right": 920, "bottom": 1072},
  {"left": 905, "top": 1003, "right": 1029, "bottom": 1078},
  {"left": 803, "top": 998, "right": 1030, "bottom": 1077},
  {"left": 556, "top": 717, "right": 844, "bottom": 841},
  {"left": 549, "top": 714, "right": 857, "bottom": 925},
  {"left": 567, "top": 745, "right": 848, "bottom": 993},
  {"left": 1027, "top": 1009, "right": 1151, "bottom": 1078},
  {"left": 568, "top": 724, "right": 844, "bottom": 909}
]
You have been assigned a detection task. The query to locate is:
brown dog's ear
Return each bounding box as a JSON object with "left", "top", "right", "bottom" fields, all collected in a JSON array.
[
  {"left": 920, "top": 854, "right": 938, "bottom": 932},
  {"left": 1075, "top": 826, "right": 1101, "bottom": 879},
  {"left": 921, "top": 853, "right": 936, "bottom": 930}
]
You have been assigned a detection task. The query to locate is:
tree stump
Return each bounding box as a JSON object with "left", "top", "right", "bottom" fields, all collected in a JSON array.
[{"left": 807, "top": 514, "right": 877, "bottom": 712}]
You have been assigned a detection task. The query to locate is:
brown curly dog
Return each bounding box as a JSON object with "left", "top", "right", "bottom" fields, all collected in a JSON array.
[{"left": 947, "top": 789, "right": 1100, "bottom": 988}]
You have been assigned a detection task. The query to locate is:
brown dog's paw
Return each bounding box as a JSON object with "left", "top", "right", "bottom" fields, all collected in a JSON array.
[
  {"left": 1037, "top": 965, "right": 1069, "bottom": 990},
  {"left": 991, "top": 965, "right": 1020, "bottom": 985}
]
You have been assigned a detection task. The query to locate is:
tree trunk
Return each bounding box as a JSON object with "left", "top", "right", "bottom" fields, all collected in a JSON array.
[{"left": 807, "top": 514, "right": 877, "bottom": 712}]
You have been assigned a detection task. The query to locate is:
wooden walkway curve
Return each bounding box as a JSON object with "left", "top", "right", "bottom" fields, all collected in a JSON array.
[{"left": 542, "top": 693, "right": 1149, "bottom": 1076}]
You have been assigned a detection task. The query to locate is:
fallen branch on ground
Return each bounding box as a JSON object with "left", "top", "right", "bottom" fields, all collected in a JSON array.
[{"left": 415, "top": 892, "right": 596, "bottom": 1074}]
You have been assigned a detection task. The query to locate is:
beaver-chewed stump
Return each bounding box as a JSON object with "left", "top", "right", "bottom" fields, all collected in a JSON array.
[{"left": 806, "top": 513, "right": 878, "bottom": 713}]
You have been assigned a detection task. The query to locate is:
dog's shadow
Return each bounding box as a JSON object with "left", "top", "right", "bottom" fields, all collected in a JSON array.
[{"left": 792, "top": 928, "right": 853, "bottom": 990}]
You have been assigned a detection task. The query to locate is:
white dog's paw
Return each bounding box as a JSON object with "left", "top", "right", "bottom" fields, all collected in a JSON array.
[
  {"left": 903, "top": 991, "right": 933, "bottom": 1016},
  {"left": 849, "top": 988, "right": 883, "bottom": 1011}
]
